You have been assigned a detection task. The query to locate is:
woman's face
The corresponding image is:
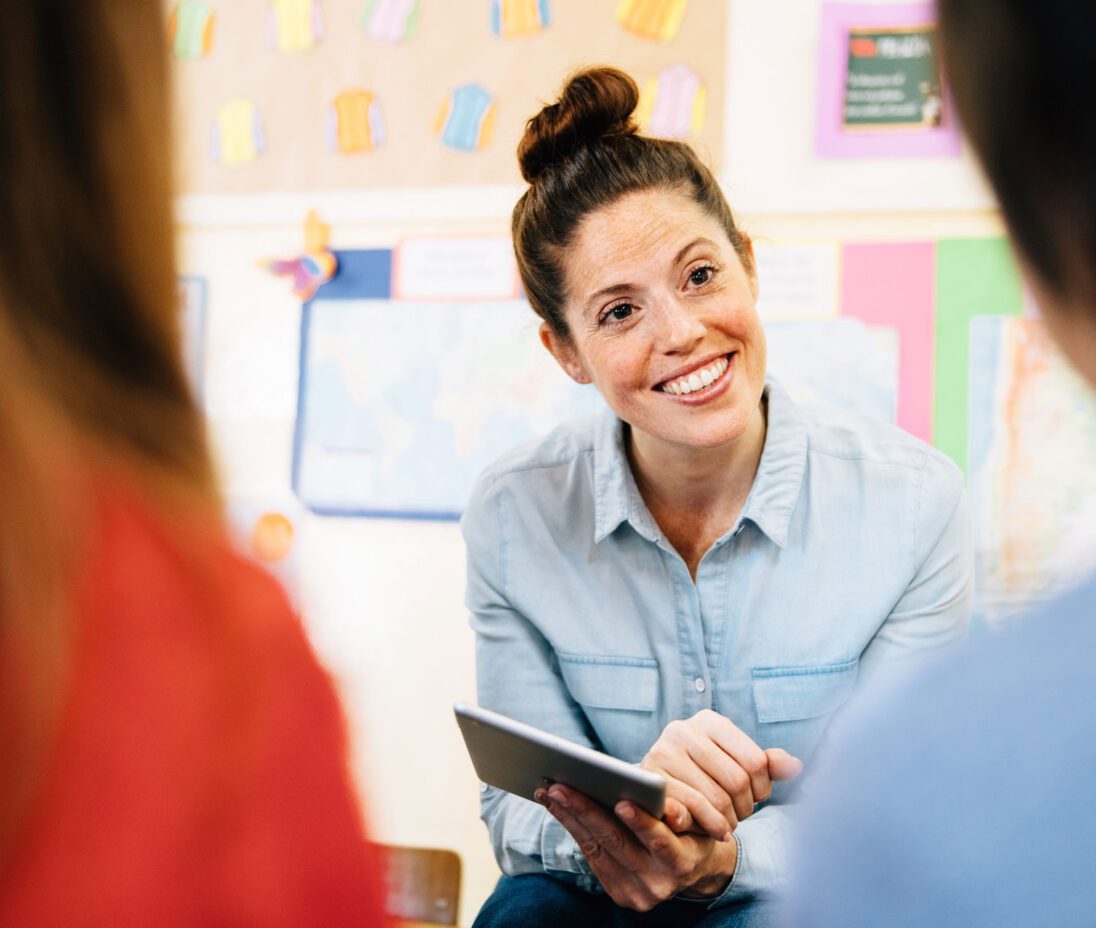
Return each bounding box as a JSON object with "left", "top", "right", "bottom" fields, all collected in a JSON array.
[{"left": 542, "top": 187, "right": 767, "bottom": 455}]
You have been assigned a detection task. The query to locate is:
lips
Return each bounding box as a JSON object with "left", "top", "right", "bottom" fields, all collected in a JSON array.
[{"left": 655, "top": 353, "right": 733, "bottom": 395}]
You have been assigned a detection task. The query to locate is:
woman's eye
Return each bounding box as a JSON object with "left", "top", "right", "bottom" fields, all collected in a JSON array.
[
  {"left": 689, "top": 266, "right": 714, "bottom": 286},
  {"left": 602, "top": 303, "right": 634, "bottom": 325}
]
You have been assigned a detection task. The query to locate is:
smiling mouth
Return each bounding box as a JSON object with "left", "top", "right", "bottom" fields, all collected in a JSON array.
[{"left": 655, "top": 354, "right": 733, "bottom": 396}]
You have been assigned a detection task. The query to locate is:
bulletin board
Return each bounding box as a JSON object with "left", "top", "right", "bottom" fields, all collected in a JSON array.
[{"left": 170, "top": 0, "right": 727, "bottom": 194}]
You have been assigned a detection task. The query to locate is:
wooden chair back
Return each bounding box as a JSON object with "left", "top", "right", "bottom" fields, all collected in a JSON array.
[{"left": 381, "top": 844, "right": 462, "bottom": 925}]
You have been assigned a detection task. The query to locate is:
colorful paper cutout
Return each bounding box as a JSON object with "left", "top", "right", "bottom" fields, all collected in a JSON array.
[
  {"left": 327, "top": 89, "right": 385, "bottom": 154},
  {"left": 841, "top": 242, "right": 935, "bottom": 443},
  {"left": 361, "top": 0, "right": 420, "bottom": 44},
  {"left": 211, "top": 99, "right": 265, "bottom": 165},
  {"left": 435, "top": 84, "right": 497, "bottom": 152},
  {"left": 616, "top": 0, "right": 687, "bottom": 42},
  {"left": 269, "top": 0, "right": 325, "bottom": 52},
  {"left": 491, "top": 0, "right": 551, "bottom": 37},
  {"left": 168, "top": 0, "right": 215, "bottom": 60},
  {"left": 637, "top": 64, "right": 706, "bottom": 139},
  {"left": 261, "top": 210, "right": 338, "bottom": 301},
  {"left": 935, "top": 238, "right": 1024, "bottom": 472}
]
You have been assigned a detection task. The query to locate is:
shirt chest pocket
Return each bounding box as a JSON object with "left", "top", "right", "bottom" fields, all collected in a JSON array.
[
  {"left": 556, "top": 653, "right": 660, "bottom": 763},
  {"left": 751, "top": 658, "right": 859, "bottom": 764}
]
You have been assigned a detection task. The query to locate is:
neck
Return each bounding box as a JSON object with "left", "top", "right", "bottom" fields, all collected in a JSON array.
[{"left": 627, "top": 394, "right": 768, "bottom": 519}]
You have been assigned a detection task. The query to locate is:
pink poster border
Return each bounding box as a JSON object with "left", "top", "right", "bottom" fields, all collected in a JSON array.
[{"left": 816, "top": 2, "right": 962, "bottom": 159}]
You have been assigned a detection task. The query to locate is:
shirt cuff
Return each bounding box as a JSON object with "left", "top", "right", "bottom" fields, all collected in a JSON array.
[
  {"left": 539, "top": 815, "right": 602, "bottom": 894},
  {"left": 708, "top": 832, "right": 749, "bottom": 909}
]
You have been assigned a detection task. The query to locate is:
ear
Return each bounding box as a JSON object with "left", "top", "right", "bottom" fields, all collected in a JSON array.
[
  {"left": 740, "top": 234, "right": 760, "bottom": 301},
  {"left": 539, "top": 323, "right": 590, "bottom": 385}
]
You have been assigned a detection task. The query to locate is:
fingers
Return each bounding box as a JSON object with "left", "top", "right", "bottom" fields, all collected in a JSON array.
[
  {"left": 698, "top": 712, "right": 773, "bottom": 804},
  {"left": 647, "top": 714, "right": 764, "bottom": 828},
  {"left": 765, "top": 747, "right": 804, "bottom": 781},
  {"left": 535, "top": 786, "right": 638, "bottom": 884},
  {"left": 665, "top": 778, "right": 733, "bottom": 842},
  {"left": 615, "top": 802, "right": 693, "bottom": 881},
  {"left": 662, "top": 797, "right": 694, "bottom": 833},
  {"left": 682, "top": 736, "right": 756, "bottom": 823}
]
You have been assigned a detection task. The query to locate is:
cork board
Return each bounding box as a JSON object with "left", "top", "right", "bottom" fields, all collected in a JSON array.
[{"left": 170, "top": 0, "right": 726, "bottom": 193}]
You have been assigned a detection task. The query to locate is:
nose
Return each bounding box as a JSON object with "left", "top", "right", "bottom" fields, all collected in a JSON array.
[{"left": 655, "top": 293, "right": 705, "bottom": 354}]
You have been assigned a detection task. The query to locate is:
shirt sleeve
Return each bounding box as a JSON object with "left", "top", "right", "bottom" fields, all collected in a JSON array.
[
  {"left": 858, "top": 451, "right": 973, "bottom": 682},
  {"left": 715, "top": 452, "right": 973, "bottom": 908},
  {"left": 460, "top": 474, "right": 600, "bottom": 893}
]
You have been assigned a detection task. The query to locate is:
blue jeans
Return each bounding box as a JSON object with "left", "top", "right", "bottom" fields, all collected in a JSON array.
[{"left": 472, "top": 875, "right": 778, "bottom": 928}]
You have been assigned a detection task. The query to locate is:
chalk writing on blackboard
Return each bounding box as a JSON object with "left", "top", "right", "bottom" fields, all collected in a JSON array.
[{"left": 843, "top": 25, "right": 943, "bottom": 130}]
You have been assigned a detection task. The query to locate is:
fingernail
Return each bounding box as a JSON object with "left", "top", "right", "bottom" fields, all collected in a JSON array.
[
  {"left": 550, "top": 789, "right": 569, "bottom": 808},
  {"left": 534, "top": 789, "right": 550, "bottom": 807},
  {"left": 618, "top": 804, "right": 635, "bottom": 822}
]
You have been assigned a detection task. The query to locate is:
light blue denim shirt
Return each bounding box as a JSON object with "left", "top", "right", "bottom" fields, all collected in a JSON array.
[{"left": 462, "top": 380, "right": 972, "bottom": 907}]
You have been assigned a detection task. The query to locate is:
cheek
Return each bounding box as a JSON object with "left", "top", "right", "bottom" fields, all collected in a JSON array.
[{"left": 585, "top": 345, "right": 648, "bottom": 396}]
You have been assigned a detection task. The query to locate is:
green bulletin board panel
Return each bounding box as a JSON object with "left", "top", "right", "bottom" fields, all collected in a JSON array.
[
  {"left": 844, "top": 25, "right": 943, "bottom": 129},
  {"left": 934, "top": 238, "right": 1024, "bottom": 473}
]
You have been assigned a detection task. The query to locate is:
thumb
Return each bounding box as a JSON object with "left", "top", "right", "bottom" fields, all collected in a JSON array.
[{"left": 765, "top": 748, "right": 804, "bottom": 781}]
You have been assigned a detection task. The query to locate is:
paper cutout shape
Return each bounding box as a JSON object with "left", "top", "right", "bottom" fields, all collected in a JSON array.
[
  {"left": 616, "top": 0, "right": 687, "bottom": 41},
  {"left": 327, "top": 89, "right": 385, "bottom": 154},
  {"left": 269, "top": 0, "right": 325, "bottom": 52},
  {"left": 491, "top": 0, "right": 551, "bottom": 36},
  {"left": 261, "top": 210, "right": 338, "bottom": 301},
  {"left": 168, "top": 0, "right": 215, "bottom": 60},
  {"left": 841, "top": 242, "right": 934, "bottom": 443},
  {"left": 211, "top": 99, "right": 265, "bottom": 165},
  {"left": 361, "top": 0, "right": 420, "bottom": 44},
  {"left": 435, "top": 84, "right": 497, "bottom": 152},
  {"left": 637, "top": 64, "right": 706, "bottom": 139}
]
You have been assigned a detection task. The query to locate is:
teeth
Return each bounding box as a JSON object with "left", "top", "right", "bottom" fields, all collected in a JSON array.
[{"left": 662, "top": 356, "right": 729, "bottom": 396}]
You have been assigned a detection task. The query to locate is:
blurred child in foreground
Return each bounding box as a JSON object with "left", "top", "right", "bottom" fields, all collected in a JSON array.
[{"left": 0, "top": 3, "right": 387, "bottom": 924}]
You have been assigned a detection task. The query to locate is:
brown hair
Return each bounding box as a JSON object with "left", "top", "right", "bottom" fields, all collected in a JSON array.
[
  {"left": 512, "top": 67, "right": 752, "bottom": 340},
  {"left": 0, "top": 0, "right": 217, "bottom": 856},
  {"left": 937, "top": 0, "right": 1096, "bottom": 309}
]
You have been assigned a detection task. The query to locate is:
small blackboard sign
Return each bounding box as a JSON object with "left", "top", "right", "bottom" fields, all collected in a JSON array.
[{"left": 843, "top": 25, "right": 943, "bottom": 129}]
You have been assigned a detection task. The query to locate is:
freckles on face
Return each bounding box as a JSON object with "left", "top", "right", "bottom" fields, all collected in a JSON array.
[{"left": 550, "top": 187, "right": 767, "bottom": 450}]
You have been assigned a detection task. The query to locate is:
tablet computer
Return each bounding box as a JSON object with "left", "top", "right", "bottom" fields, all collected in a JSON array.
[{"left": 454, "top": 702, "right": 666, "bottom": 818}]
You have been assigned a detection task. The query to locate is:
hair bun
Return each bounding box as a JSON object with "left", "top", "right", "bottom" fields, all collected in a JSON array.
[{"left": 518, "top": 67, "right": 639, "bottom": 184}]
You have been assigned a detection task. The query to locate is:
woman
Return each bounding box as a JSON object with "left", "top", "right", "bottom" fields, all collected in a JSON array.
[
  {"left": 463, "top": 67, "right": 971, "bottom": 927},
  {"left": 0, "top": 3, "right": 386, "bottom": 925}
]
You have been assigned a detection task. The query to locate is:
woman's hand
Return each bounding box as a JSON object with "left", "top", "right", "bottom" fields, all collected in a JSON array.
[
  {"left": 536, "top": 784, "right": 737, "bottom": 911},
  {"left": 641, "top": 710, "right": 803, "bottom": 839}
]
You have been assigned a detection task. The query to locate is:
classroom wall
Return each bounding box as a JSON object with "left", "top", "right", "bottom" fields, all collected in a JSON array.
[{"left": 177, "top": 2, "right": 1034, "bottom": 923}]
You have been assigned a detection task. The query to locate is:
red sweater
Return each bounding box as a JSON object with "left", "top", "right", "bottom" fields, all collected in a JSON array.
[{"left": 0, "top": 489, "right": 388, "bottom": 927}]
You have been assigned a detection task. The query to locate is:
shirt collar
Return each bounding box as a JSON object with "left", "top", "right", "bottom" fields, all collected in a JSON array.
[
  {"left": 738, "top": 378, "right": 808, "bottom": 549},
  {"left": 591, "top": 378, "right": 807, "bottom": 548}
]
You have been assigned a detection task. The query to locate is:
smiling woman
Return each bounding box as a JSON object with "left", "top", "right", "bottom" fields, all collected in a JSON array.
[{"left": 463, "top": 67, "right": 973, "bottom": 928}]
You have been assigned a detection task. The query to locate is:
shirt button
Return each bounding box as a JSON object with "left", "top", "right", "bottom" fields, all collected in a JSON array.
[{"left": 694, "top": 677, "right": 707, "bottom": 693}]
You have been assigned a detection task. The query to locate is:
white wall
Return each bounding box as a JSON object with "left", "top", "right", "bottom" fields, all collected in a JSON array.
[{"left": 178, "top": 3, "right": 1004, "bottom": 923}]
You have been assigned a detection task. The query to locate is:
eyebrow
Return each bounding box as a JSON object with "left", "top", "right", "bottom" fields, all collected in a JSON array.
[{"left": 581, "top": 237, "right": 720, "bottom": 315}]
